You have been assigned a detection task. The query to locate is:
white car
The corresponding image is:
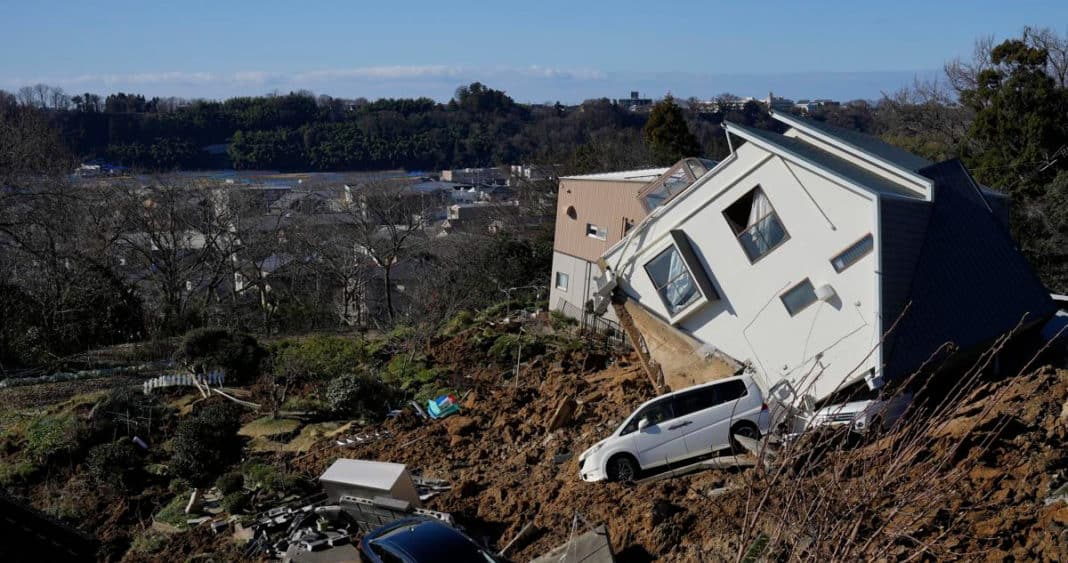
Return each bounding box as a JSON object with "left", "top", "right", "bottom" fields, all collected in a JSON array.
[
  {"left": 579, "top": 375, "right": 770, "bottom": 482},
  {"left": 806, "top": 392, "right": 913, "bottom": 433}
]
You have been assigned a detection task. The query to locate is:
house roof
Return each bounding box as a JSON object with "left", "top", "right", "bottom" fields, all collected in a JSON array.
[
  {"left": 880, "top": 159, "right": 1054, "bottom": 380},
  {"left": 725, "top": 122, "right": 923, "bottom": 199},
  {"left": 560, "top": 167, "right": 669, "bottom": 182},
  {"left": 771, "top": 111, "right": 934, "bottom": 173}
]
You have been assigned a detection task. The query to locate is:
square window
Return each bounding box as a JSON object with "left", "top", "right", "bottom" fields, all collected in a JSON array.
[
  {"left": 780, "top": 279, "right": 818, "bottom": 316},
  {"left": 644, "top": 246, "right": 701, "bottom": 315},
  {"left": 831, "top": 234, "right": 874, "bottom": 273},
  {"left": 724, "top": 187, "right": 788, "bottom": 262},
  {"left": 555, "top": 271, "right": 569, "bottom": 290},
  {"left": 586, "top": 223, "right": 607, "bottom": 240}
]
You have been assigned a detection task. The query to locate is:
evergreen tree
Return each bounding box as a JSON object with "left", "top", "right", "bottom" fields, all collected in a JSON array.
[{"left": 643, "top": 95, "right": 702, "bottom": 165}]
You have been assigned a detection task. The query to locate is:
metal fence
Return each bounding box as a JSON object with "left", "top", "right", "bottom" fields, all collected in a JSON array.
[{"left": 554, "top": 299, "right": 629, "bottom": 351}]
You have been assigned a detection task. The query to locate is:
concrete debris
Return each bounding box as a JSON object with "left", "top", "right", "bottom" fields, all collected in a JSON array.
[
  {"left": 498, "top": 521, "right": 536, "bottom": 557},
  {"left": 547, "top": 396, "right": 578, "bottom": 432},
  {"left": 184, "top": 488, "right": 202, "bottom": 514},
  {"left": 334, "top": 430, "right": 392, "bottom": 448},
  {"left": 531, "top": 524, "right": 614, "bottom": 563}
]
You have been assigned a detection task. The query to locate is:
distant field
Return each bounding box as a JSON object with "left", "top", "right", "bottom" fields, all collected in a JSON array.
[{"left": 0, "top": 375, "right": 143, "bottom": 409}]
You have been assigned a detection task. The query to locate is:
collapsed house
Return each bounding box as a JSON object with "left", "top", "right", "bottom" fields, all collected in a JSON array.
[{"left": 592, "top": 111, "right": 1055, "bottom": 403}]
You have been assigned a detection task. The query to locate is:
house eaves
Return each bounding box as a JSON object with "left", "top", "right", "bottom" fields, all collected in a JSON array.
[
  {"left": 770, "top": 110, "right": 935, "bottom": 191},
  {"left": 724, "top": 122, "right": 928, "bottom": 202}
]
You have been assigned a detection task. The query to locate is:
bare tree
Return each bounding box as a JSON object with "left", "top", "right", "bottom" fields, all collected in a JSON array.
[
  {"left": 944, "top": 34, "right": 996, "bottom": 94},
  {"left": 342, "top": 181, "right": 435, "bottom": 325},
  {"left": 1025, "top": 26, "right": 1068, "bottom": 88},
  {"left": 113, "top": 180, "right": 232, "bottom": 335}
]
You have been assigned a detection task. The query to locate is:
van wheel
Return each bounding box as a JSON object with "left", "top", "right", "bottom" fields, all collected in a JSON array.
[
  {"left": 730, "top": 422, "right": 761, "bottom": 455},
  {"left": 607, "top": 454, "right": 639, "bottom": 483}
]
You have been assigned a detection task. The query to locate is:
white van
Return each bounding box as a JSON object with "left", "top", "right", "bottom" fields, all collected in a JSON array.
[{"left": 579, "top": 375, "right": 770, "bottom": 482}]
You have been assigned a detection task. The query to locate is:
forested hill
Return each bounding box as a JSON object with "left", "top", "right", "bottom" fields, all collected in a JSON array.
[
  {"left": 34, "top": 83, "right": 652, "bottom": 172},
  {"left": 18, "top": 82, "right": 789, "bottom": 173}
]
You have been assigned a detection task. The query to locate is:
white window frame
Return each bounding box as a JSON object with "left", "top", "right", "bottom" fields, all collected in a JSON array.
[
  {"left": 586, "top": 223, "right": 607, "bottom": 240},
  {"left": 780, "top": 278, "right": 818, "bottom": 316},
  {"left": 555, "top": 271, "right": 569, "bottom": 291}
]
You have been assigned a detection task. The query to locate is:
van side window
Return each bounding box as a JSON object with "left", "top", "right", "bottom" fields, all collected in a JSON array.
[
  {"left": 717, "top": 380, "right": 748, "bottom": 403},
  {"left": 620, "top": 398, "right": 675, "bottom": 435},
  {"left": 675, "top": 387, "right": 718, "bottom": 417}
]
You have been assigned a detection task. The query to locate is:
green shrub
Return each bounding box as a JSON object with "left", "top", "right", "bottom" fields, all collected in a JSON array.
[
  {"left": 268, "top": 335, "right": 370, "bottom": 381},
  {"left": 25, "top": 414, "right": 87, "bottom": 463},
  {"left": 439, "top": 310, "right": 474, "bottom": 337},
  {"left": 154, "top": 495, "right": 190, "bottom": 528},
  {"left": 90, "top": 388, "right": 165, "bottom": 439},
  {"left": 487, "top": 333, "right": 544, "bottom": 366},
  {"left": 0, "top": 459, "right": 38, "bottom": 486},
  {"left": 215, "top": 472, "right": 244, "bottom": 495},
  {"left": 325, "top": 373, "right": 394, "bottom": 419},
  {"left": 220, "top": 491, "right": 249, "bottom": 514},
  {"left": 175, "top": 328, "right": 265, "bottom": 384},
  {"left": 170, "top": 401, "right": 244, "bottom": 485},
  {"left": 86, "top": 440, "right": 143, "bottom": 491},
  {"left": 130, "top": 529, "right": 168, "bottom": 555}
]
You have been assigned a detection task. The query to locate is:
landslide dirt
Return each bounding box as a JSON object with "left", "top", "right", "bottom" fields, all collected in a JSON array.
[{"left": 294, "top": 326, "right": 1068, "bottom": 561}]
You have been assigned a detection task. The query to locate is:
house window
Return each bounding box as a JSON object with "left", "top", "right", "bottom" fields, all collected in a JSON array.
[
  {"left": 723, "top": 187, "right": 788, "bottom": 262},
  {"left": 586, "top": 223, "right": 607, "bottom": 240},
  {"left": 565, "top": 205, "right": 577, "bottom": 220},
  {"left": 644, "top": 246, "right": 702, "bottom": 316},
  {"left": 621, "top": 217, "right": 635, "bottom": 236},
  {"left": 831, "top": 234, "right": 874, "bottom": 273},
  {"left": 780, "top": 279, "right": 818, "bottom": 316},
  {"left": 555, "top": 272, "right": 569, "bottom": 290}
]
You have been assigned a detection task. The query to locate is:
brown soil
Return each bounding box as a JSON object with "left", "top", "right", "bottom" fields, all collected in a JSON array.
[{"left": 293, "top": 331, "right": 1068, "bottom": 561}]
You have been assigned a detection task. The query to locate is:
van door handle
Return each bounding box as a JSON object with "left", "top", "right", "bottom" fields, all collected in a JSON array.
[{"left": 668, "top": 421, "right": 692, "bottom": 430}]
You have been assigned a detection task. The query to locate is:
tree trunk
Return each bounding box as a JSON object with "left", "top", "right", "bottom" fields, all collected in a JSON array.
[{"left": 383, "top": 265, "right": 395, "bottom": 324}]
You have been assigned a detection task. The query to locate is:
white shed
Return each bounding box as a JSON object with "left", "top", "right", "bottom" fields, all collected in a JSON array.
[{"left": 318, "top": 459, "right": 421, "bottom": 507}]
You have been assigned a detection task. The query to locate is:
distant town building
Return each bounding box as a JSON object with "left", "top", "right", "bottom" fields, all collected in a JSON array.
[
  {"left": 613, "top": 91, "right": 654, "bottom": 111},
  {"left": 440, "top": 167, "right": 507, "bottom": 185}
]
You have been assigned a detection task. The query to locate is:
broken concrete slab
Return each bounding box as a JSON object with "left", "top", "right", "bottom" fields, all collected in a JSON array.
[
  {"left": 531, "top": 525, "right": 614, "bottom": 563},
  {"left": 184, "top": 488, "right": 202, "bottom": 514},
  {"left": 547, "top": 397, "right": 578, "bottom": 432}
]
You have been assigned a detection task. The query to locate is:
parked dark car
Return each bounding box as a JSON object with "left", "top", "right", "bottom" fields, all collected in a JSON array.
[{"left": 358, "top": 517, "right": 500, "bottom": 562}]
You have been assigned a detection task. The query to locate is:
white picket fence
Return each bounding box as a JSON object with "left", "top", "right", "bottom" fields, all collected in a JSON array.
[{"left": 142, "top": 371, "right": 225, "bottom": 394}]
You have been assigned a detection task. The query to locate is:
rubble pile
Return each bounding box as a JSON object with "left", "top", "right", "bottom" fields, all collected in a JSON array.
[{"left": 296, "top": 326, "right": 1068, "bottom": 560}]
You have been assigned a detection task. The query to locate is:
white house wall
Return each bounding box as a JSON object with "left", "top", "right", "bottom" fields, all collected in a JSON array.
[
  {"left": 549, "top": 251, "right": 620, "bottom": 324},
  {"left": 605, "top": 141, "right": 881, "bottom": 400}
]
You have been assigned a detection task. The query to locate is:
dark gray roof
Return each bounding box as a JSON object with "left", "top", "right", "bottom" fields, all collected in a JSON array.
[
  {"left": 880, "top": 159, "right": 1054, "bottom": 380},
  {"left": 773, "top": 111, "right": 934, "bottom": 172},
  {"left": 727, "top": 122, "right": 922, "bottom": 199}
]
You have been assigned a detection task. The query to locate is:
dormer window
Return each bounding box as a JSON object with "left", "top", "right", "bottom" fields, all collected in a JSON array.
[
  {"left": 724, "top": 187, "right": 788, "bottom": 262},
  {"left": 643, "top": 231, "right": 719, "bottom": 318}
]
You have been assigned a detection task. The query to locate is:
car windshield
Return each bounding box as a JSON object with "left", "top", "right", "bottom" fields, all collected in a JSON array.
[{"left": 371, "top": 521, "right": 498, "bottom": 563}]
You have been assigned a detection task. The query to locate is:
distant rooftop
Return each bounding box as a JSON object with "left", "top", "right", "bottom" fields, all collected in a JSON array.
[{"left": 560, "top": 167, "right": 669, "bottom": 182}]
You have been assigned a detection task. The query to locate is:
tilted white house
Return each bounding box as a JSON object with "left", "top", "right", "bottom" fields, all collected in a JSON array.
[{"left": 600, "top": 111, "right": 1054, "bottom": 402}]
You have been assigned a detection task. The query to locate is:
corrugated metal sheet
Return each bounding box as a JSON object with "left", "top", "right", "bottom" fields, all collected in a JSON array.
[{"left": 880, "top": 159, "right": 1055, "bottom": 381}]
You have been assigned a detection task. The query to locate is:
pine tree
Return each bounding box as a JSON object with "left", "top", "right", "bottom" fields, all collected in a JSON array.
[{"left": 643, "top": 95, "right": 702, "bottom": 165}]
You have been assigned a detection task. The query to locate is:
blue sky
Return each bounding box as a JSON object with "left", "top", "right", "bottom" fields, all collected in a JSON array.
[{"left": 1, "top": 0, "right": 1065, "bottom": 102}]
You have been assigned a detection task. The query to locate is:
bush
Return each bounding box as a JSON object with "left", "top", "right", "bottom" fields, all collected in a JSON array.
[
  {"left": 268, "top": 335, "right": 370, "bottom": 381},
  {"left": 175, "top": 328, "right": 265, "bottom": 384},
  {"left": 86, "top": 440, "right": 143, "bottom": 491},
  {"left": 325, "top": 373, "right": 394, "bottom": 419},
  {"left": 25, "top": 414, "right": 88, "bottom": 463},
  {"left": 220, "top": 491, "right": 249, "bottom": 514},
  {"left": 215, "top": 472, "right": 244, "bottom": 495},
  {"left": 487, "top": 333, "right": 544, "bottom": 366},
  {"left": 90, "top": 388, "right": 164, "bottom": 439},
  {"left": 170, "top": 401, "right": 244, "bottom": 485},
  {"left": 439, "top": 310, "right": 474, "bottom": 337}
]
